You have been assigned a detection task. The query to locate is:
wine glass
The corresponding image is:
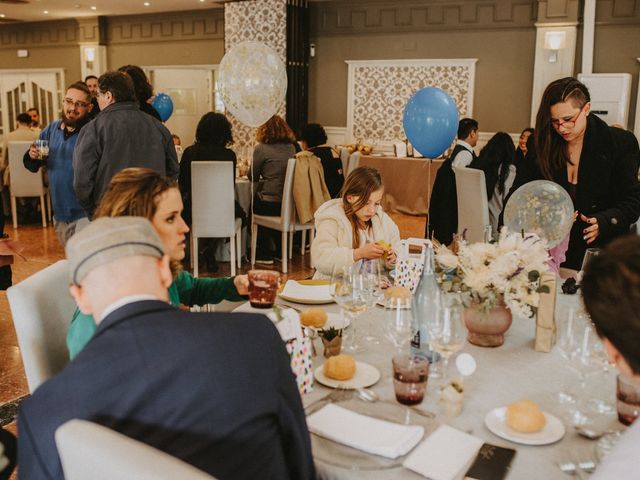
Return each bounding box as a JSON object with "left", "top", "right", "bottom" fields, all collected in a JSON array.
[
  {"left": 384, "top": 296, "right": 413, "bottom": 353},
  {"left": 357, "top": 259, "right": 383, "bottom": 344},
  {"left": 330, "top": 264, "right": 367, "bottom": 353},
  {"left": 428, "top": 301, "right": 467, "bottom": 380}
]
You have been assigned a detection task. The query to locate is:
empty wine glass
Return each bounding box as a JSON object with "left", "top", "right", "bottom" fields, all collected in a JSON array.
[
  {"left": 358, "top": 259, "right": 383, "bottom": 344},
  {"left": 330, "top": 264, "right": 367, "bottom": 353},
  {"left": 428, "top": 301, "right": 466, "bottom": 380},
  {"left": 384, "top": 296, "right": 413, "bottom": 353}
]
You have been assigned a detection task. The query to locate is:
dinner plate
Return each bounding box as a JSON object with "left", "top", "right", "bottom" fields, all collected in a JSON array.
[
  {"left": 314, "top": 361, "right": 380, "bottom": 390},
  {"left": 484, "top": 407, "right": 565, "bottom": 445},
  {"left": 309, "top": 397, "right": 434, "bottom": 470},
  {"left": 278, "top": 279, "right": 334, "bottom": 305}
]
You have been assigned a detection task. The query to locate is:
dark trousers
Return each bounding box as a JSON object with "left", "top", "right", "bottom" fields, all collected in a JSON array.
[{"left": 253, "top": 197, "right": 282, "bottom": 257}]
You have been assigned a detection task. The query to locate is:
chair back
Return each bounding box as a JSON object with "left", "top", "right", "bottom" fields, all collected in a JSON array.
[
  {"left": 191, "top": 161, "right": 235, "bottom": 238},
  {"left": 339, "top": 147, "right": 350, "bottom": 175},
  {"left": 56, "top": 420, "right": 216, "bottom": 480},
  {"left": 347, "top": 151, "right": 361, "bottom": 176},
  {"left": 453, "top": 167, "right": 489, "bottom": 243},
  {"left": 280, "top": 157, "right": 297, "bottom": 231},
  {"left": 8, "top": 141, "right": 45, "bottom": 197},
  {"left": 7, "top": 260, "right": 74, "bottom": 392}
]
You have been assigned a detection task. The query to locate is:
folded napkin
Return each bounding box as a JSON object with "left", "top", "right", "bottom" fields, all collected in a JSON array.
[
  {"left": 306, "top": 403, "right": 424, "bottom": 459},
  {"left": 281, "top": 280, "right": 332, "bottom": 302},
  {"left": 403, "top": 425, "right": 483, "bottom": 480}
]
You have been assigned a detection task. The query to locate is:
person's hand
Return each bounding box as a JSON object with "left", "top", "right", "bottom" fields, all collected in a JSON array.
[
  {"left": 580, "top": 213, "right": 600, "bottom": 244},
  {"left": 234, "top": 274, "right": 249, "bottom": 295},
  {"left": 354, "top": 242, "right": 385, "bottom": 261},
  {"left": 385, "top": 249, "right": 397, "bottom": 267},
  {"left": 28, "top": 144, "right": 39, "bottom": 160}
]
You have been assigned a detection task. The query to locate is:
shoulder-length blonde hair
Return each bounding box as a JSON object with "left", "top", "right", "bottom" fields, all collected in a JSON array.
[
  {"left": 94, "top": 167, "right": 182, "bottom": 277},
  {"left": 256, "top": 115, "right": 296, "bottom": 144},
  {"left": 341, "top": 166, "right": 383, "bottom": 249}
]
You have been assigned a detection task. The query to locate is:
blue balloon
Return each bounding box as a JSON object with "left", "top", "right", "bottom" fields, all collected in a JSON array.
[
  {"left": 151, "top": 93, "right": 174, "bottom": 122},
  {"left": 403, "top": 87, "right": 459, "bottom": 158}
]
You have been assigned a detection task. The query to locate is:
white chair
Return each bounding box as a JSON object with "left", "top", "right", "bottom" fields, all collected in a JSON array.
[
  {"left": 453, "top": 167, "right": 490, "bottom": 243},
  {"left": 191, "top": 161, "right": 241, "bottom": 277},
  {"left": 55, "top": 419, "right": 216, "bottom": 480},
  {"left": 251, "top": 157, "right": 314, "bottom": 274},
  {"left": 339, "top": 147, "right": 351, "bottom": 176},
  {"left": 6, "top": 260, "right": 74, "bottom": 392},
  {"left": 7, "top": 141, "right": 50, "bottom": 228},
  {"left": 347, "top": 151, "right": 361, "bottom": 176}
]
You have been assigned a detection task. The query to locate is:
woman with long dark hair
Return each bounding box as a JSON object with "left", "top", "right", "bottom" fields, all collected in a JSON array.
[
  {"left": 469, "top": 132, "right": 517, "bottom": 235},
  {"left": 514, "top": 127, "right": 534, "bottom": 164},
  {"left": 533, "top": 77, "right": 640, "bottom": 270},
  {"left": 311, "top": 166, "right": 399, "bottom": 279},
  {"left": 117, "top": 64, "right": 161, "bottom": 121}
]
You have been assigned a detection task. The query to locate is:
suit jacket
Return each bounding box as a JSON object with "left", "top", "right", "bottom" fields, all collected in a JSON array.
[
  {"left": 427, "top": 144, "right": 477, "bottom": 244},
  {"left": 18, "top": 300, "right": 315, "bottom": 480}
]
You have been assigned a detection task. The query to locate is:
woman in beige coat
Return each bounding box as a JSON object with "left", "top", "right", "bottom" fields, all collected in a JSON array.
[{"left": 311, "top": 166, "right": 400, "bottom": 279}]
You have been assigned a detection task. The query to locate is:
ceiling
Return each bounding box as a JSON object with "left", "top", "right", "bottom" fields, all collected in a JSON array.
[{"left": 0, "top": 0, "right": 227, "bottom": 24}]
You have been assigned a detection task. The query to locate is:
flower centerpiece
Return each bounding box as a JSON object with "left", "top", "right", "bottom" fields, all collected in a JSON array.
[{"left": 434, "top": 229, "right": 551, "bottom": 347}]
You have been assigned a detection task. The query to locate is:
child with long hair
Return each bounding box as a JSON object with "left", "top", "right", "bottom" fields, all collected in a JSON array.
[{"left": 311, "top": 166, "right": 400, "bottom": 279}]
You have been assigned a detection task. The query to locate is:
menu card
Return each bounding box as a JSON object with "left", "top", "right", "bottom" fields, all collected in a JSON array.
[{"left": 464, "top": 443, "right": 516, "bottom": 480}]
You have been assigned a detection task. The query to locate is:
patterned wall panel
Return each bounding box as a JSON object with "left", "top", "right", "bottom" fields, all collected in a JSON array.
[
  {"left": 224, "top": 0, "right": 288, "bottom": 152},
  {"left": 346, "top": 59, "right": 476, "bottom": 150}
]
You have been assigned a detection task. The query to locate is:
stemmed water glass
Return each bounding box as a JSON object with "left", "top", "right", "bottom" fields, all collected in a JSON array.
[
  {"left": 330, "top": 264, "right": 368, "bottom": 353},
  {"left": 357, "top": 259, "right": 383, "bottom": 344},
  {"left": 428, "top": 299, "right": 467, "bottom": 381},
  {"left": 384, "top": 296, "right": 413, "bottom": 353}
]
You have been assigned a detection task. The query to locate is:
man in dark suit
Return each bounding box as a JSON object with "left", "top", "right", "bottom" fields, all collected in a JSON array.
[
  {"left": 18, "top": 217, "right": 314, "bottom": 480},
  {"left": 426, "top": 118, "right": 479, "bottom": 244}
]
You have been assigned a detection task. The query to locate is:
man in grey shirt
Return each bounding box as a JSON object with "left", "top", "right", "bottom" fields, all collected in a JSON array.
[{"left": 73, "top": 71, "right": 178, "bottom": 216}]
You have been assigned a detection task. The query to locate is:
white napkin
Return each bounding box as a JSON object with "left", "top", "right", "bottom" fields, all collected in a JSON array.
[
  {"left": 306, "top": 403, "right": 424, "bottom": 459},
  {"left": 403, "top": 424, "right": 483, "bottom": 480},
  {"left": 281, "top": 280, "right": 332, "bottom": 302}
]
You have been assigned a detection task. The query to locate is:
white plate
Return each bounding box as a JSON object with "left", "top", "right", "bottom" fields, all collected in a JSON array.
[
  {"left": 314, "top": 361, "right": 381, "bottom": 390},
  {"left": 484, "top": 407, "right": 565, "bottom": 446},
  {"left": 376, "top": 297, "right": 412, "bottom": 309},
  {"left": 278, "top": 280, "right": 334, "bottom": 305}
]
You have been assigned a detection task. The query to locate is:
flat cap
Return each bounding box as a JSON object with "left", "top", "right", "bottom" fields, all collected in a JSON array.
[{"left": 66, "top": 216, "right": 165, "bottom": 285}]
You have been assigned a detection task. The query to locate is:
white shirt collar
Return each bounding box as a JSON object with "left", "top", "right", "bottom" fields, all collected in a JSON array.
[
  {"left": 457, "top": 139, "right": 474, "bottom": 152},
  {"left": 99, "top": 294, "right": 161, "bottom": 322}
]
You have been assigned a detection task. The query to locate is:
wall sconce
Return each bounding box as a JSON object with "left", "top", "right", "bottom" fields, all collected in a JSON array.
[
  {"left": 83, "top": 46, "right": 96, "bottom": 70},
  {"left": 544, "top": 31, "right": 566, "bottom": 63}
]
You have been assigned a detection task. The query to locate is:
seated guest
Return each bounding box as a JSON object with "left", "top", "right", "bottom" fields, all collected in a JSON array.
[
  {"left": 66, "top": 168, "right": 249, "bottom": 359},
  {"left": 300, "top": 123, "right": 344, "bottom": 198},
  {"left": 311, "top": 166, "right": 399, "bottom": 279},
  {"left": 249, "top": 115, "right": 297, "bottom": 264},
  {"left": 19, "top": 216, "right": 315, "bottom": 480},
  {"left": 117, "top": 64, "right": 161, "bottom": 121},
  {"left": 469, "top": 132, "right": 517, "bottom": 236},
  {"left": 427, "top": 118, "right": 479, "bottom": 244},
  {"left": 514, "top": 127, "right": 534, "bottom": 164},
  {"left": 0, "top": 428, "right": 16, "bottom": 480},
  {"left": 582, "top": 235, "right": 640, "bottom": 479}
]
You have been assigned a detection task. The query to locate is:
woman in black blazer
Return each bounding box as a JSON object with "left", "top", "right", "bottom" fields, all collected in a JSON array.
[{"left": 533, "top": 77, "right": 640, "bottom": 270}]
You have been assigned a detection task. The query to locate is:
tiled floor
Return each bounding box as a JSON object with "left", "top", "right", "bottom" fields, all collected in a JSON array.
[{"left": 0, "top": 212, "right": 426, "bottom": 425}]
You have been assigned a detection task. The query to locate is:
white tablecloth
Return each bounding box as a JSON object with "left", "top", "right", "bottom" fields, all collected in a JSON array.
[{"left": 292, "top": 292, "right": 618, "bottom": 479}]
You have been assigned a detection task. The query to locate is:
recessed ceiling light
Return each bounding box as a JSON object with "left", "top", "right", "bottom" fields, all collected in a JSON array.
[
  {"left": 143, "top": 2, "right": 150, "bottom": 5},
  {"left": 199, "top": 0, "right": 206, "bottom": 2},
  {"left": 43, "top": 10, "right": 49, "bottom": 14},
  {"left": 0, "top": 14, "right": 5, "bottom": 18},
  {"left": 90, "top": 5, "right": 97, "bottom": 10}
]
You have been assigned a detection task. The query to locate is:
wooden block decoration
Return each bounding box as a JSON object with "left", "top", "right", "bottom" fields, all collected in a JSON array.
[{"left": 535, "top": 272, "right": 557, "bottom": 352}]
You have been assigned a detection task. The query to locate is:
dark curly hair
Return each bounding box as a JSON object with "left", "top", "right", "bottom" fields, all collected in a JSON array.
[
  {"left": 195, "top": 112, "right": 233, "bottom": 147},
  {"left": 118, "top": 64, "right": 153, "bottom": 103},
  {"left": 300, "top": 123, "right": 328, "bottom": 148}
]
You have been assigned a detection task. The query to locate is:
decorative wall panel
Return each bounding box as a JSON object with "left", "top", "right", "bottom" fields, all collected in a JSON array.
[
  {"left": 346, "top": 59, "right": 476, "bottom": 151},
  {"left": 224, "top": 0, "right": 288, "bottom": 151}
]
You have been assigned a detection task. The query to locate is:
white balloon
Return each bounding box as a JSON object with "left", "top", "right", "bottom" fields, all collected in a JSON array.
[
  {"left": 218, "top": 41, "right": 287, "bottom": 128},
  {"left": 504, "top": 180, "right": 574, "bottom": 248}
]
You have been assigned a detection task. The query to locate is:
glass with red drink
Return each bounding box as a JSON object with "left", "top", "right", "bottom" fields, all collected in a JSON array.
[
  {"left": 248, "top": 270, "right": 280, "bottom": 309},
  {"left": 392, "top": 354, "right": 429, "bottom": 406}
]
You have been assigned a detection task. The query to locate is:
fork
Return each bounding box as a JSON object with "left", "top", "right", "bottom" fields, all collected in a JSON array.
[{"left": 304, "top": 386, "right": 351, "bottom": 413}]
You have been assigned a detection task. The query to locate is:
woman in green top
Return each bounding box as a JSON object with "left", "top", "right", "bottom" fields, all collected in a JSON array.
[{"left": 67, "top": 167, "right": 250, "bottom": 358}]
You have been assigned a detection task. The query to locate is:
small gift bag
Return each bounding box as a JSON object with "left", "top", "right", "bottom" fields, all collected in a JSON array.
[
  {"left": 534, "top": 272, "right": 557, "bottom": 352},
  {"left": 394, "top": 238, "right": 432, "bottom": 293},
  {"left": 274, "top": 309, "right": 314, "bottom": 395}
]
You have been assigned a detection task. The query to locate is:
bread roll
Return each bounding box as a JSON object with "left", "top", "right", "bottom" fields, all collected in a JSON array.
[
  {"left": 323, "top": 354, "right": 357, "bottom": 381},
  {"left": 300, "top": 308, "right": 328, "bottom": 328},
  {"left": 506, "top": 400, "right": 546, "bottom": 433},
  {"left": 384, "top": 286, "right": 411, "bottom": 301}
]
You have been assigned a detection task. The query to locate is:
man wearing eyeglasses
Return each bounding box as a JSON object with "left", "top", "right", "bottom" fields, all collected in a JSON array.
[
  {"left": 23, "top": 82, "right": 93, "bottom": 246},
  {"left": 73, "top": 71, "right": 179, "bottom": 217}
]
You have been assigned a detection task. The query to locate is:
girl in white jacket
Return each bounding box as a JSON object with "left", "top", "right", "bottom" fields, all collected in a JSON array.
[{"left": 311, "top": 166, "right": 400, "bottom": 279}]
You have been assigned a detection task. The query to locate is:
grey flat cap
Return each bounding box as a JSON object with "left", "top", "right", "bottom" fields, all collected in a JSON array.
[{"left": 66, "top": 216, "right": 165, "bottom": 285}]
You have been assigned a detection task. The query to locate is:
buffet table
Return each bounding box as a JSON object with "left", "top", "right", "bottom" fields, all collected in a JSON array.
[
  {"left": 279, "top": 292, "right": 619, "bottom": 480},
  {"left": 350, "top": 155, "right": 443, "bottom": 216}
]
